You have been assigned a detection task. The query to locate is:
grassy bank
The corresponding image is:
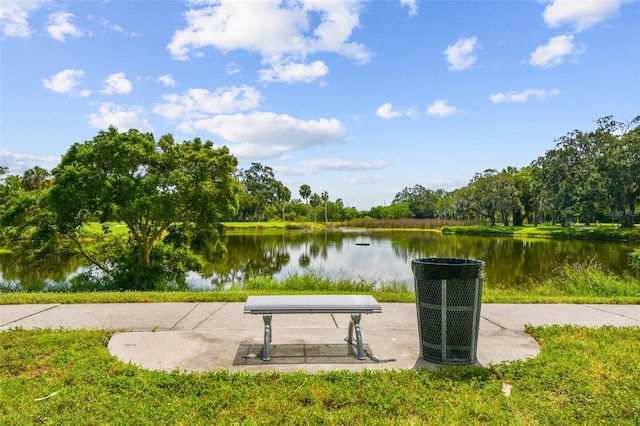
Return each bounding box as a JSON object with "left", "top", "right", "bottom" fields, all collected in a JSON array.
[
  {"left": 442, "top": 224, "right": 640, "bottom": 241},
  {"left": 223, "top": 221, "right": 325, "bottom": 231},
  {"left": 1, "top": 325, "right": 639, "bottom": 424}
]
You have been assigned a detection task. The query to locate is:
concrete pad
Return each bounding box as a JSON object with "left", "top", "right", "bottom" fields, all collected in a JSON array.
[
  {"left": 168, "top": 303, "right": 228, "bottom": 330},
  {"left": 586, "top": 305, "right": 640, "bottom": 323},
  {"left": 234, "top": 343, "right": 374, "bottom": 365},
  {"left": 1, "top": 303, "right": 199, "bottom": 331},
  {"left": 479, "top": 316, "right": 504, "bottom": 331},
  {"left": 476, "top": 329, "right": 540, "bottom": 365},
  {"left": 108, "top": 324, "right": 540, "bottom": 374},
  {"left": 0, "top": 304, "right": 59, "bottom": 329},
  {"left": 109, "top": 328, "right": 392, "bottom": 374},
  {"left": 480, "top": 304, "right": 640, "bottom": 330},
  {"left": 109, "top": 331, "right": 241, "bottom": 372}
]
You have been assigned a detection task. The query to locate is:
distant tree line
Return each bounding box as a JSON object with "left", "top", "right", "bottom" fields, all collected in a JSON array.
[
  {"left": 231, "top": 115, "right": 639, "bottom": 228},
  {"left": 365, "top": 115, "right": 640, "bottom": 228}
]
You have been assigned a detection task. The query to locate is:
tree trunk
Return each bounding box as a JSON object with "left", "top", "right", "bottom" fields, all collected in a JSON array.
[
  {"left": 513, "top": 208, "right": 523, "bottom": 226},
  {"left": 139, "top": 242, "right": 151, "bottom": 267}
]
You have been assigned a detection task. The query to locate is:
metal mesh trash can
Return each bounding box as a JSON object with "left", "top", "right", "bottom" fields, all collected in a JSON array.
[{"left": 411, "top": 257, "right": 484, "bottom": 364}]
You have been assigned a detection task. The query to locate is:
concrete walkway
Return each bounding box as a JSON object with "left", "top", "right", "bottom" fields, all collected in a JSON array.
[{"left": 2, "top": 303, "right": 639, "bottom": 373}]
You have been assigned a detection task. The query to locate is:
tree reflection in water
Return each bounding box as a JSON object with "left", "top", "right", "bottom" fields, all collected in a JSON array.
[{"left": 1, "top": 230, "right": 636, "bottom": 291}]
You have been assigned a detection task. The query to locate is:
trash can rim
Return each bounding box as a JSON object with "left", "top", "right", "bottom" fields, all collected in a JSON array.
[{"left": 411, "top": 257, "right": 484, "bottom": 266}]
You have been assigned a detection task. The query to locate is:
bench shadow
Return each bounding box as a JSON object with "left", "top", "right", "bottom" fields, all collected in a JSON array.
[{"left": 233, "top": 343, "right": 375, "bottom": 365}]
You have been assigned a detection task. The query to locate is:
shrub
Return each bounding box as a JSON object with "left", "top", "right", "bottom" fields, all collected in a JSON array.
[{"left": 630, "top": 249, "right": 640, "bottom": 273}]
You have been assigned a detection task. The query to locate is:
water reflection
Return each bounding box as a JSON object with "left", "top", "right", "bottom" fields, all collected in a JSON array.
[
  {"left": 0, "top": 251, "right": 87, "bottom": 291},
  {"left": 1, "top": 230, "right": 637, "bottom": 291},
  {"left": 192, "top": 230, "right": 637, "bottom": 290}
]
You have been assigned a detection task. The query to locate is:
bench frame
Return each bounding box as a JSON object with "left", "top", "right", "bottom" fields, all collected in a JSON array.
[{"left": 243, "top": 295, "right": 382, "bottom": 362}]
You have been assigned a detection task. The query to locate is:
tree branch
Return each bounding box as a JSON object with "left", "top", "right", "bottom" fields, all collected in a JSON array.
[{"left": 65, "top": 231, "right": 113, "bottom": 277}]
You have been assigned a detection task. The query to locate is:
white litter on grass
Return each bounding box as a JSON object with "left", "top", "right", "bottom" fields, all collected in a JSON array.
[
  {"left": 501, "top": 382, "right": 512, "bottom": 397},
  {"left": 34, "top": 391, "right": 58, "bottom": 402}
]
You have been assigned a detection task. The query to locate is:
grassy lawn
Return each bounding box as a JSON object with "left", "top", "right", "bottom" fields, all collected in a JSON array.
[
  {"left": 1, "top": 325, "right": 639, "bottom": 424},
  {"left": 2, "top": 289, "right": 640, "bottom": 306}
]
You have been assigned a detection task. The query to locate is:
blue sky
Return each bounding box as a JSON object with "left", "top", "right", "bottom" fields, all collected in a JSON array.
[{"left": 1, "top": 0, "right": 639, "bottom": 210}]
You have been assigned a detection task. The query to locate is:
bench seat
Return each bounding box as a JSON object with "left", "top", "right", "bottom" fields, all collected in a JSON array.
[
  {"left": 244, "top": 295, "right": 382, "bottom": 314},
  {"left": 244, "top": 295, "right": 382, "bottom": 361}
]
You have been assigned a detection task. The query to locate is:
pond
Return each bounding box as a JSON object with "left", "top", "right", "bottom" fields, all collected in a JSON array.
[{"left": 2, "top": 229, "right": 636, "bottom": 292}]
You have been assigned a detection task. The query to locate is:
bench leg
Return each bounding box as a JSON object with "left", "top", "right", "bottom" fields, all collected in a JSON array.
[
  {"left": 262, "top": 314, "right": 272, "bottom": 361},
  {"left": 349, "top": 313, "right": 365, "bottom": 360}
]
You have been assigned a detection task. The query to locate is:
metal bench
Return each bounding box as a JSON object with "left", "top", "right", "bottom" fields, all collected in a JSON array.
[{"left": 243, "top": 295, "right": 382, "bottom": 361}]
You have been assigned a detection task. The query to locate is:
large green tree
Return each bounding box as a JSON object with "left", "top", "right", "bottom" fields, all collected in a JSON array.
[
  {"left": 590, "top": 116, "right": 640, "bottom": 228},
  {"left": 392, "top": 184, "right": 442, "bottom": 218},
  {"left": 236, "top": 162, "right": 284, "bottom": 221},
  {"left": 509, "top": 166, "right": 535, "bottom": 226},
  {"left": 48, "top": 127, "right": 241, "bottom": 289},
  {"left": 533, "top": 116, "right": 639, "bottom": 227},
  {"left": 468, "top": 169, "right": 519, "bottom": 226},
  {"left": 0, "top": 167, "right": 52, "bottom": 242}
]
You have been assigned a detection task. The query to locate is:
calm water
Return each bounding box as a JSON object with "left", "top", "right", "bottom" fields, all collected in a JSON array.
[{"left": 2, "top": 230, "right": 637, "bottom": 291}]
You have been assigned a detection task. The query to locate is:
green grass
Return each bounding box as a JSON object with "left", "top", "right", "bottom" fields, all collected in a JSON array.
[
  {"left": 482, "top": 260, "right": 640, "bottom": 304},
  {"left": 0, "top": 289, "right": 414, "bottom": 305},
  {"left": 81, "top": 222, "right": 130, "bottom": 237},
  {"left": 223, "top": 221, "right": 326, "bottom": 231},
  {"left": 2, "top": 262, "right": 639, "bottom": 305},
  {"left": 1, "top": 325, "right": 639, "bottom": 424},
  {"left": 442, "top": 224, "right": 640, "bottom": 241},
  {"left": 343, "top": 218, "right": 479, "bottom": 230}
]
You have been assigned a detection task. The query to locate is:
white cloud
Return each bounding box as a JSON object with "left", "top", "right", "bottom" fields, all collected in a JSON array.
[
  {"left": 98, "top": 17, "right": 138, "bottom": 37},
  {"left": 0, "top": 0, "right": 47, "bottom": 38},
  {"left": 376, "top": 103, "right": 402, "bottom": 119},
  {"left": 87, "top": 103, "right": 153, "bottom": 132},
  {"left": 259, "top": 60, "right": 329, "bottom": 84},
  {"left": 101, "top": 73, "right": 133, "bottom": 95},
  {"left": 0, "top": 150, "right": 59, "bottom": 175},
  {"left": 46, "top": 11, "right": 84, "bottom": 42},
  {"left": 167, "top": 0, "right": 371, "bottom": 82},
  {"left": 157, "top": 74, "right": 176, "bottom": 87},
  {"left": 443, "top": 36, "right": 478, "bottom": 71},
  {"left": 489, "top": 88, "right": 560, "bottom": 103},
  {"left": 529, "top": 34, "right": 584, "bottom": 68},
  {"left": 153, "top": 85, "right": 261, "bottom": 120},
  {"left": 226, "top": 62, "right": 240, "bottom": 75},
  {"left": 400, "top": 0, "right": 418, "bottom": 17},
  {"left": 426, "top": 100, "right": 459, "bottom": 117},
  {"left": 182, "top": 111, "right": 346, "bottom": 160},
  {"left": 542, "top": 0, "right": 624, "bottom": 32},
  {"left": 376, "top": 102, "right": 416, "bottom": 119},
  {"left": 298, "top": 158, "right": 389, "bottom": 171},
  {"left": 41, "top": 68, "right": 85, "bottom": 94}
]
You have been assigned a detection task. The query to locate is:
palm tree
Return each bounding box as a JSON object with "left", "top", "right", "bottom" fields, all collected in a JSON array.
[
  {"left": 321, "top": 191, "right": 329, "bottom": 222},
  {"left": 277, "top": 184, "right": 291, "bottom": 221},
  {"left": 299, "top": 184, "right": 311, "bottom": 221},
  {"left": 309, "top": 193, "right": 322, "bottom": 222}
]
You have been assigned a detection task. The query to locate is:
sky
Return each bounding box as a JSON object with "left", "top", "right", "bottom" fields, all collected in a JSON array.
[{"left": 1, "top": 0, "right": 639, "bottom": 210}]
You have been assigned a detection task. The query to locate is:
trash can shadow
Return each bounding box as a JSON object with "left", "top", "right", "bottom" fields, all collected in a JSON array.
[{"left": 411, "top": 257, "right": 484, "bottom": 365}]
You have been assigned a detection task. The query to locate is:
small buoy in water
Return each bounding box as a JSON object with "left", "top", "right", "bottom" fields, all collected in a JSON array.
[{"left": 355, "top": 242, "right": 370, "bottom": 246}]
